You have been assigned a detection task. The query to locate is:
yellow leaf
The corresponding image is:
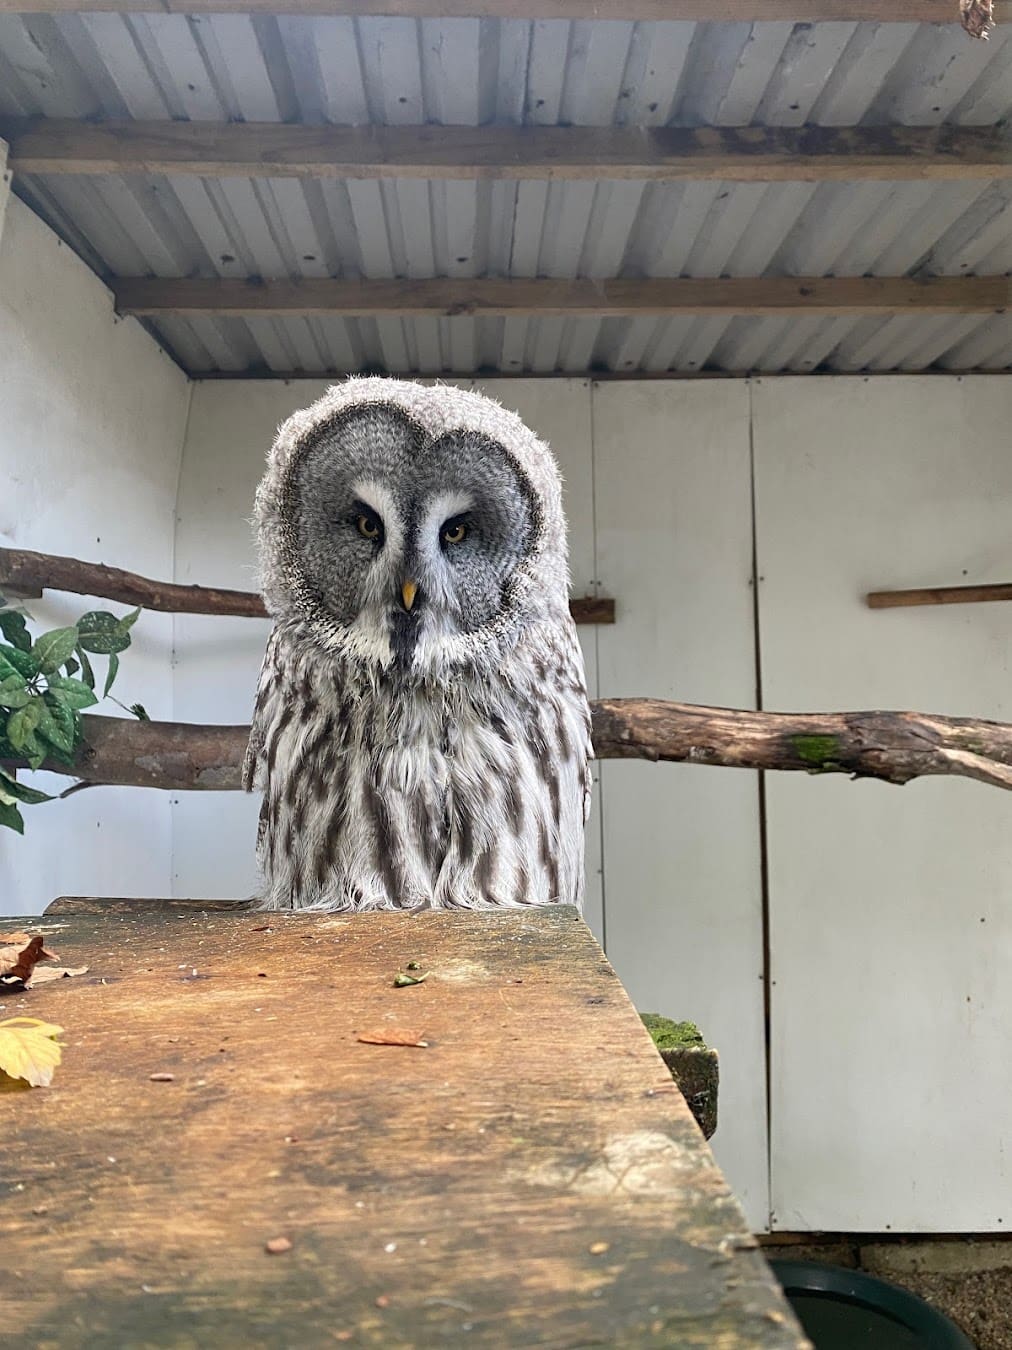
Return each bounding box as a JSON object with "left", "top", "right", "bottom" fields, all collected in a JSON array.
[{"left": 0, "top": 1017, "right": 64, "bottom": 1087}]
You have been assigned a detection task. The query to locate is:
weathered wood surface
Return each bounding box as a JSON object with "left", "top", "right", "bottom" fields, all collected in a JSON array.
[
  {"left": 2, "top": 903, "right": 804, "bottom": 1348},
  {"left": 8, "top": 700, "right": 1012, "bottom": 793},
  {"left": 867, "top": 581, "right": 1012, "bottom": 608},
  {"left": 113, "top": 274, "right": 1012, "bottom": 319},
  {"left": 0, "top": 546, "right": 613, "bottom": 626},
  {"left": 7, "top": 120, "right": 1011, "bottom": 182}
]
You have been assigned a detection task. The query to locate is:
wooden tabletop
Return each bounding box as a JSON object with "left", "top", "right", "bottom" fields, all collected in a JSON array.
[{"left": 2, "top": 900, "right": 805, "bottom": 1349}]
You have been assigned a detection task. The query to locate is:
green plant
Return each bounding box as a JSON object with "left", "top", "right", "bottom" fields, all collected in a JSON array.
[{"left": 0, "top": 600, "right": 141, "bottom": 834}]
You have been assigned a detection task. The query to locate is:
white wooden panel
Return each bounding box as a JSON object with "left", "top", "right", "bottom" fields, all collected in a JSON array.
[
  {"left": 592, "top": 381, "right": 769, "bottom": 1231},
  {"left": 0, "top": 196, "right": 189, "bottom": 915},
  {"left": 173, "top": 380, "right": 603, "bottom": 944},
  {"left": 754, "top": 375, "right": 1012, "bottom": 1232}
]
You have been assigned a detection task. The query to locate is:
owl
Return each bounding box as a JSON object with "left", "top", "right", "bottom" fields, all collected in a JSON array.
[{"left": 242, "top": 377, "right": 593, "bottom": 912}]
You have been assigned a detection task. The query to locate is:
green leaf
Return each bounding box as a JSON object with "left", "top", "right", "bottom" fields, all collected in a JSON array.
[
  {"left": 75, "top": 645, "right": 95, "bottom": 691},
  {"left": 0, "top": 611, "right": 31, "bottom": 653},
  {"left": 0, "top": 644, "right": 39, "bottom": 680},
  {"left": 64, "top": 657, "right": 80, "bottom": 677},
  {"left": 0, "top": 800, "right": 25, "bottom": 834},
  {"left": 37, "top": 698, "right": 76, "bottom": 756},
  {"left": 118, "top": 607, "right": 142, "bottom": 632},
  {"left": 46, "top": 676, "right": 98, "bottom": 711},
  {"left": 103, "top": 651, "right": 120, "bottom": 698},
  {"left": 130, "top": 703, "right": 150, "bottom": 722},
  {"left": 77, "top": 612, "right": 131, "bottom": 656},
  {"left": 7, "top": 701, "right": 42, "bottom": 754},
  {"left": 0, "top": 768, "right": 54, "bottom": 805},
  {"left": 0, "top": 677, "right": 33, "bottom": 710},
  {"left": 31, "top": 627, "right": 80, "bottom": 676}
]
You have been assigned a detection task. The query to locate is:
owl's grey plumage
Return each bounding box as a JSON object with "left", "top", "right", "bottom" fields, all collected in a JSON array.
[{"left": 243, "top": 377, "right": 592, "bottom": 912}]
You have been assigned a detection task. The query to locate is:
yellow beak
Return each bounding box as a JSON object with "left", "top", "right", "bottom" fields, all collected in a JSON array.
[{"left": 401, "top": 579, "right": 418, "bottom": 611}]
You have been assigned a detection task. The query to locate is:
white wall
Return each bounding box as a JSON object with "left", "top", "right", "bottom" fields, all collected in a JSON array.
[
  {"left": 0, "top": 193, "right": 191, "bottom": 915},
  {"left": 755, "top": 376, "right": 1012, "bottom": 1232}
]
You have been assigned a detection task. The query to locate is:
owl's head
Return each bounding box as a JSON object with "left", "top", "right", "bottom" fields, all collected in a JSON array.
[{"left": 254, "top": 379, "right": 569, "bottom": 676}]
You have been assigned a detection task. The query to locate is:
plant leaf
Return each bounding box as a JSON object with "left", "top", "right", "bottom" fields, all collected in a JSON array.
[
  {"left": 6, "top": 701, "right": 42, "bottom": 754},
  {"left": 45, "top": 676, "right": 98, "bottom": 711},
  {"left": 0, "top": 645, "right": 39, "bottom": 680},
  {"left": 77, "top": 612, "right": 130, "bottom": 656},
  {"left": 37, "top": 698, "right": 76, "bottom": 756},
  {"left": 0, "top": 677, "right": 32, "bottom": 710},
  {"left": 0, "top": 611, "right": 31, "bottom": 653},
  {"left": 0, "top": 801, "right": 24, "bottom": 835},
  {"left": 103, "top": 651, "right": 120, "bottom": 698},
  {"left": 63, "top": 657, "right": 80, "bottom": 677},
  {"left": 0, "top": 1017, "right": 63, "bottom": 1087},
  {"left": 75, "top": 646, "right": 95, "bottom": 691},
  {"left": 0, "top": 768, "right": 53, "bottom": 805},
  {"left": 31, "top": 627, "right": 80, "bottom": 676},
  {"left": 129, "top": 703, "right": 150, "bottom": 721},
  {"left": 118, "top": 607, "right": 141, "bottom": 632}
]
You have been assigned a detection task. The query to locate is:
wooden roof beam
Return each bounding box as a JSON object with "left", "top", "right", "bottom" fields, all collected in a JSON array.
[
  {"left": 113, "top": 275, "right": 1012, "bottom": 319},
  {"left": 0, "top": 0, "right": 978, "bottom": 21},
  {"left": 6, "top": 120, "right": 1012, "bottom": 183}
]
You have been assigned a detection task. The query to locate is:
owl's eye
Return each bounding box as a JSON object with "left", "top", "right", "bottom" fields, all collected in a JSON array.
[
  {"left": 355, "top": 510, "right": 383, "bottom": 543},
  {"left": 442, "top": 518, "right": 468, "bottom": 546}
]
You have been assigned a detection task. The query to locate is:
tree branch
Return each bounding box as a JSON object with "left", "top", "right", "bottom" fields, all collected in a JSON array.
[
  {"left": 5, "top": 701, "right": 1012, "bottom": 794},
  {"left": 0, "top": 546, "right": 613, "bottom": 626}
]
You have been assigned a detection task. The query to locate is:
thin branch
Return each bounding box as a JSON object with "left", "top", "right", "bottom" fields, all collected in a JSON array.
[
  {"left": 5, "top": 701, "right": 1012, "bottom": 794},
  {"left": 0, "top": 546, "right": 613, "bottom": 626}
]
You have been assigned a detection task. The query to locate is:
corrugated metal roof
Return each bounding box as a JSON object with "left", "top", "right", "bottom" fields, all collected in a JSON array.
[{"left": 4, "top": 13, "right": 1012, "bottom": 374}]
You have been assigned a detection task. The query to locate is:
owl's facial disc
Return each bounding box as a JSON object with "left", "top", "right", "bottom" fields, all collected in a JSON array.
[{"left": 288, "top": 404, "right": 538, "bottom": 669}]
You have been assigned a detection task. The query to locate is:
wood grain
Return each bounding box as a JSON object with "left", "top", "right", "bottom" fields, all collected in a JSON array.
[
  {"left": 0, "top": 546, "right": 613, "bottom": 625},
  {"left": 8, "top": 700, "right": 1012, "bottom": 792},
  {"left": 7, "top": 119, "right": 1011, "bottom": 182},
  {"left": 112, "top": 275, "right": 1012, "bottom": 319},
  {"left": 1, "top": 904, "right": 804, "bottom": 1347},
  {"left": 0, "top": 0, "right": 968, "bottom": 20},
  {"left": 867, "top": 581, "right": 1012, "bottom": 607}
]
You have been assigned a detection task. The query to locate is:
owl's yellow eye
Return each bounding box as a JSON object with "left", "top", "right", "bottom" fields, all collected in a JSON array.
[
  {"left": 356, "top": 512, "right": 382, "bottom": 541},
  {"left": 442, "top": 521, "right": 467, "bottom": 545}
]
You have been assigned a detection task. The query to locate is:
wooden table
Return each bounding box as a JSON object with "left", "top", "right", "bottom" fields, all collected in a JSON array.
[{"left": 2, "top": 900, "right": 805, "bottom": 1348}]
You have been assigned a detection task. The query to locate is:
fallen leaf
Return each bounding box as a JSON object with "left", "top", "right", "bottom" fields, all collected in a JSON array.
[
  {"left": 357, "top": 1029, "right": 429, "bottom": 1048},
  {"left": 0, "top": 1017, "right": 64, "bottom": 1087},
  {"left": 265, "top": 1236, "right": 292, "bottom": 1255},
  {"left": 0, "top": 935, "right": 56, "bottom": 989},
  {"left": 393, "top": 972, "right": 427, "bottom": 987},
  {"left": 26, "top": 965, "right": 89, "bottom": 987}
]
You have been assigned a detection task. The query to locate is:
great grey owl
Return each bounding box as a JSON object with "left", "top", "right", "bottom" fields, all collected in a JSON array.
[{"left": 242, "top": 377, "right": 593, "bottom": 912}]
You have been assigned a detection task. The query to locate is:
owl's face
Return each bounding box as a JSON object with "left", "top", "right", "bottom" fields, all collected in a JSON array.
[{"left": 280, "top": 402, "right": 541, "bottom": 671}]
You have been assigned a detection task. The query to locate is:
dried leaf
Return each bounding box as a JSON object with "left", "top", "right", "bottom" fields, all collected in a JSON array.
[
  {"left": 0, "top": 934, "right": 56, "bottom": 989},
  {"left": 0, "top": 1016, "right": 64, "bottom": 1087},
  {"left": 357, "top": 1029, "right": 429, "bottom": 1048},
  {"left": 26, "top": 965, "right": 89, "bottom": 987},
  {"left": 393, "top": 972, "right": 427, "bottom": 987},
  {"left": 960, "top": 0, "right": 995, "bottom": 37}
]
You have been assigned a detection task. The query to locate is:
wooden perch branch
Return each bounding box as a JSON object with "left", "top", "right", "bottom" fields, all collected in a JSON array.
[
  {"left": 7, "top": 701, "right": 1012, "bottom": 793},
  {"left": 0, "top": 546, "right": 613, "bottom": 626},
  {"left": 867, "top": 582, "right": 1012, "bottom": 608}
]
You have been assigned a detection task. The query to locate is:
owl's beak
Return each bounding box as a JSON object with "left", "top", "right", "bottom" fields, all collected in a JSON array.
[{"left": 401, "top": 579, "right": 418, "bottom": 611}]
